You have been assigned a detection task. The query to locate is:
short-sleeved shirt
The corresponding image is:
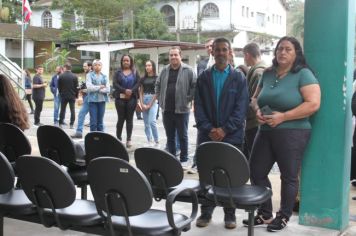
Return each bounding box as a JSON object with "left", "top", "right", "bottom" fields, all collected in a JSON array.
[
  {"left": 257, "top": 68, "right": 319, "bottom": 130},
  {"left": 32, "top": 74, "right": 45, "bottom": 100},
  {"left": 141, "top": 76, "right": 157, "bottom": 94}
]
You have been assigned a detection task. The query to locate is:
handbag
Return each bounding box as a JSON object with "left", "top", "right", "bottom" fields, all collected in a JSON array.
[{"left": 25, "top": 89, "right": 32, "bottom": 95}]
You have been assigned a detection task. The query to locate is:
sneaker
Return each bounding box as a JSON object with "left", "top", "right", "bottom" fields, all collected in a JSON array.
[
  {"left": 242, "top": 214, "right": 273, "bottom": 227},
  {"left": 187, "top": 165, "right": 197, "bottom": 174},
  {"left": 126, "top": 141, "right": 132, "bottom": 148},
  {"left": 71, "top": 132, "right": 83, "bottom": 139},
  {"left": 196, "top": 214, "right": 212, "bottom": 227},
  {"left": 224, "top": 212, "right": 236, "bottom": 229},
  {"left": 180, "top": 161, "right": 190, "bottom": 170},
  {"left": 267, "top": 214, "right": 289, "bottom": 232}
]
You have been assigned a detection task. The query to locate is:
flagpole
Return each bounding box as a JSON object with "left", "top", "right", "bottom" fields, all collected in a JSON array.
[{"left": 21, "top": 0, "right": 24, "bottom": 74}]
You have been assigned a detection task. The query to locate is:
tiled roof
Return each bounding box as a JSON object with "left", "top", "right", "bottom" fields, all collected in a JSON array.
[{"left": 0, "top": 23, "right": 62, "bottom": 41}]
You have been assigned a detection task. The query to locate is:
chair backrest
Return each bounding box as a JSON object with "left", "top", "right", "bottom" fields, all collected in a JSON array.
[
  {"left": 0, "top": 151, "right": 15, "bottom": 194},
  {"left": 85, "top": 131, "right": 129, "bottom": 163},
  {"left": 134, "top": 147, "right": 183, "bottom": 188},
  {"left": 37, "top": 125, "right": 77, "bottom": 166},
  {"left": 196, "top": 141, "right": 250, "bottom": 188},
  {"left": 16, "top": 155, "right": 76, "bottom": 209},
  {"left": 88, "top": 157, "right": 153, "bottom": 216},
  {"left": 0, "top": 123, "right": 32, "bottom": 163}
]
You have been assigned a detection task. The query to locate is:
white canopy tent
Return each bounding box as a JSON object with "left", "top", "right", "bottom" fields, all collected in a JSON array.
[{"left": 72, "top": 39, "right": 206, "bottom": 77}]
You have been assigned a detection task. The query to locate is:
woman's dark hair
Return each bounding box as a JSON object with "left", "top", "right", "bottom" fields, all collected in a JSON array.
[
  {"left": 120, "top": 54, "right": 135, "bottom": 71},
  {"left": 271, "top": 36, "right": 311, "bottom": 73},
  {"left": 144, "top": 60, "right": 157, "bottom": 77},
  {"left": 24, "top": 69, "right": 31, "bottom": 80},
  {"left": 0, "top": 74, "right": 29, "bottom": 130}
]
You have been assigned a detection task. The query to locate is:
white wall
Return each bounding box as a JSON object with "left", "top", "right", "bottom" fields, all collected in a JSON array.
[
  {"left": 0, "top": 39, "right": 6, "bottom": 55},
  {"left": 31, "top": 9, "right": 63, "bottom": 29},
  {"left": 155, "top": 0, "right": 286, "bottom": 36}
]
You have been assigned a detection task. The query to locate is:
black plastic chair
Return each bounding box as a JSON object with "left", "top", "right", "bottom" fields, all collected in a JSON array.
[
  {"left": 0, "top": 151, "right": 36, "bottom": 236},
  {"left": 16, "top": 155, "right": 102, "bottom": 230},
  {"left": 135, "top": 147, "right": 203, "bottom": 203},
  {"left": 88, "top": 157, "right": 198, "bottom": 236},
  {"left": 85, "top": 131, "right": 129, "bottom": 164},
  {"left": 0, "top": 123, "right": 31, "bottom": 169},
  {"left": 196, "top": 141, "right": 273, "bottom": 236},
  {"left": 37, "top": 125, "right": 88, "bottom": 199}
]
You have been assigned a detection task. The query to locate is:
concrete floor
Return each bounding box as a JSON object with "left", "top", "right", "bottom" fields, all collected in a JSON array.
[{"left": 3, "top": 104, "right": 356, "bottom": 236}]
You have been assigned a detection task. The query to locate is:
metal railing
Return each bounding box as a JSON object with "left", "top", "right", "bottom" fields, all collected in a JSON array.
[{"left": 0, "top": 53, "right": 24, "bottom": 96}]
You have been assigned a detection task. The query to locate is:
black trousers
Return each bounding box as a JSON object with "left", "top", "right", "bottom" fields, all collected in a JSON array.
[
  {"left": 33, "top": 98, "right": 44, "bottom": 124},
  {"left": 26, "top": 94, "right": 34, "bottom": 111},
  {"left": 115, "top": 98, "right": 136, "bottom": 141},
  {"left": 250, "top": 129, "right": 311, "bottom": 218},
  {"left": 59, "top": 98, "right": 76, "bottom": 125}
]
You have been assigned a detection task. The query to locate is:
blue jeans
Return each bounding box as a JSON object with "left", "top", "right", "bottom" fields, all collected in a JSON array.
[
  {"left": 142, "top": 94, "right": 159, "bottom": 142},
  {"left": 162, "top": 111, "right": 189, "bottom": 162},
  {"left": 53, "top": 94, "right": 61, "bottom": 123},
  {"left": 89, "top": 102, "right": 106, "bottom": 131},
  {"left": 76, "top": 95, "right": 89, "bottom": 133}
]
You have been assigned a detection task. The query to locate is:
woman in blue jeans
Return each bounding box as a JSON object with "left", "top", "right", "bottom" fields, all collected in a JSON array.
[
  {"left": 86, "top": 59, "right": 110, "bottom": 131},
  {"left": 139, "top": 60, "right": 159, "bottom": 146}
]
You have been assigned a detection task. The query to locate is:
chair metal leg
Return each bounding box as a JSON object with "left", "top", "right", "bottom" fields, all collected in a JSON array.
[
  {"left": 81, "top": 185, "right": 87, "bottom": 200},
  {"left": 247, "top": 209, "right": 255, "bottom": 236},
  {"left": 0, "top": 215, "right": 4, "bottom": 236}
]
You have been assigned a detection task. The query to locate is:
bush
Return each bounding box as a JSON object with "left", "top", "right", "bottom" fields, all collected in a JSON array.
[{"left": 71, "top": 65, "right": 84, "bottom": 74}]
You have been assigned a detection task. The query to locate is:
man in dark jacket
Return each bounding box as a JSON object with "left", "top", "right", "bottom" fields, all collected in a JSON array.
[
  {"left": 194, "top": 38, "right": 249, "bottom": 229},
  {"left": 58, "top": 63, "right": 79, "bottom": 129}
]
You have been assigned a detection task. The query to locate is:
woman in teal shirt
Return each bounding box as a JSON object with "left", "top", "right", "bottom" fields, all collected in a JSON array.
[{"left": 244, "top": 36, "right": 321, "bottom": 232}]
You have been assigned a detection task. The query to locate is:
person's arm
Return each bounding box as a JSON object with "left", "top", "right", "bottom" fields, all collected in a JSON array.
[
  {"left": 86, "top": 73, "right": 101, "bottom": 92},
  {"left": 99, "top": 74, "right": 110, "bottom": 94},
  {"left": 131, "top": 70, "right": 141, "bottom": 94},
  {"left": 155, "top": 71, "right": 162, "bottom": 101},
  {"left": 112, "top": 71, "right": 126, "bottom": 93},
  {"left": 32, "top": 76, "right": 47, "bottom": 89},
  {"left": 74, "top": 75, "right": 79, "bottom": 98},
  {"left": 264, "top": 84, "right": 321, "bottom": 127},
  {"left": 220, "top": 73, "right": 249, "bottom": 136},
  {"left": 194, "top": 74, "right": 214, "bottom": 132},
  {"left": 49, "top": 76, "right": 56, "bottom": 94}
]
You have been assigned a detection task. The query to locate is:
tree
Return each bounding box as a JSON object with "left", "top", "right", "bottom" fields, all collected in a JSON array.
[
  {"left": 286, "top": 0, "right": 304, "bottom": 41},
  {"left": 109, "top": 6, "right": 173, "bottom": 40},
  {"left": 36, "top": 42, "right": 78, "bottom": 72}
]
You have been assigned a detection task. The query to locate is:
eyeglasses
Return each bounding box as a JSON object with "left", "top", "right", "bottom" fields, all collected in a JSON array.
[{"left": 270, "top": 79, "right": 279, "bottom": 89}]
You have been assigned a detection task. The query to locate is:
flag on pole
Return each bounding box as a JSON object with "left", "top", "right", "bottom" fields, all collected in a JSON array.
[{"left": 23, "top": 0, "right": 32, "bottom": 23}]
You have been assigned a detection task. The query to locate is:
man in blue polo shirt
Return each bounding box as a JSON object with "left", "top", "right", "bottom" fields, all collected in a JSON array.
[{"left": 194, "top": 37, "right": 249, "bottom": 229}]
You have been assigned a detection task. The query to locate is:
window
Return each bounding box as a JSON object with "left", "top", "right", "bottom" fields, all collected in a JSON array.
[
  {"left": 160, "top": 5, "right": 175, "bottom": 27},
  {"left": 42, "top": 10, "right": 52, "bottom": 28},
  {"left": 256, "top": 12, "right": 266, "bottom": 27},
  {"left": 246, "top": 7, "right": 249, "bottom": 18},
  {"left": 202, "top": 3, "right": 219, "bottom": 18}
]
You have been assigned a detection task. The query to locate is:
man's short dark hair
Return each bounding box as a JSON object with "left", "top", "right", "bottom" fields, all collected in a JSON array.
[
  {"left": 84, "top": 61, "right": 92, "bottom": 67},
  {"left": 169, "top": 46, "right": 182, "bottom": 55},
  {"left": 243, "top": 43, "right": 261, "bottom": 58},
  {"left": 212, "top": 38, "right": 231, "bottom": 49},
  {"left": 64, "top": 63, "right": 72, "bottom": 70},
  {"left": 36, "top": 65, "right": 43, "bottom": 69}
]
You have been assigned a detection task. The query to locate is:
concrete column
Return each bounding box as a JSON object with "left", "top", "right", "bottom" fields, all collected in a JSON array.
[
  {"left": 100, "top": 50, "right": 110, "bottom": 78},
  {"left": 299, "top": 0, "right": 355, "bottom": 231}
]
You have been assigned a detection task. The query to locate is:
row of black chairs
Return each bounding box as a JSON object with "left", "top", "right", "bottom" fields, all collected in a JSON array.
[
  {"left": 0, "top": 122, "right": 272, "bottom": 236},
  {"left": 0, "top": 151, "right": 197, "bottom": 236}
]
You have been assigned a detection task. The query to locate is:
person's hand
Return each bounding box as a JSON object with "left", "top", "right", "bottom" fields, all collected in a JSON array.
[
  {"left": 256, "top": 109, "right": 266, "bottom": 124},
  {"left": 43, "top": 82, "right": 48, "bottom": 87},
  {"left": 264, "top": 112, "right": 285, "bottom": 128},
  {"left": 100, "top": 85, "right": 105, "bottom": 89},
  {"left": 209, "top": 128, "right": 219, "bottom": 141},
  {"left": 142, "top": 104, "right": 148, "bottom": 111},
  {"left": 215, "top": 128, "right": 226, "bottom": 141},
  {"left": 125, "top": 89, "right": 132, "bottom": 96}
]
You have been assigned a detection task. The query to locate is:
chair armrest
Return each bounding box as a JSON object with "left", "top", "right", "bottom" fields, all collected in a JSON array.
[{"left": 165, "top": 187, "right": 198, "bottom": 230}]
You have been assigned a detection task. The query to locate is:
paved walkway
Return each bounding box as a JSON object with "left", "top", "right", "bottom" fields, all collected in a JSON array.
[{"left": 5, "top": 104, "right": 356, "bottom": 235}]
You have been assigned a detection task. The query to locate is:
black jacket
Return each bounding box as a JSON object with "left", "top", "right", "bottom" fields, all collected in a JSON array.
[
  {"left": 112, "top": 69, "right": 141, "bottom": 100},
  {"left": 58, "top": 71, "right": 79, "bottom": 100}
]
